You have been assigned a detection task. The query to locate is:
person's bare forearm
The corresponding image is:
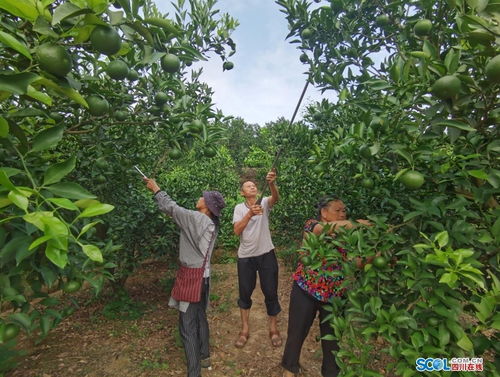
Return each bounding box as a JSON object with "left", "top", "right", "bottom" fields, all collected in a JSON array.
[
  {"left": 234, "top": 212, "right": 252, "bottom": 236},
  {"left": 268, "top": 182, "right": 279, "bottom": 206}
]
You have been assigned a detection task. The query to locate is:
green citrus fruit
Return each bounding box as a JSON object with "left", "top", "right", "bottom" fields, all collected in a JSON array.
[
  {"left": 370, "top": 116, "right": 385, "bottom": 131},
  {"left": 414, "top": 19, "right": 432, "bottom": 37},
  {"left": 189, "top": 119, "right": 203, "bottom": 133},
  {"left": 373, "top": 256, "right": 387, "bottom": 269},
  {"left": 155, "top": 92, "right": 169, "bottom": 105},
  {"left": 485, "top": 54, "right": 500, "bottom": 84},
  {"left": 3, "top": 323, "right": 20, "bottom": 341},
  {"left": 96, "top": 174, "right": 107, "bottom": 183},
  {"left": 127, "top": 69, "right": 139, "bottom": 81},
  {"left": 313, "top": 112, "right": 323, "bottom": 121},
  {"left": 223, "top": 61, "right": 234, "bottom": 70},
  {"left": 431, "top": 75, "right": 461, "bottom": 99},
  {"left": 36, "top": 44, "right": 72, "bottom": 77},
  {"left": 96, "top": 157, "right": 107, "bottom": 169},
  {"left": 150, "top": 105, "right": 161, "bottom": 116},
  {"left": 361, "top": 177, "right": 374, "bottom": 189},
  {"left": 90, "top": 25, "right": 122, "bottom": 56},
  {"left": 399, "top": 170, "right": 425, "bottom": 190},
  {"left": 86, "top": 96, "right": 110, "bottom": 116},
  {"left": 161, "top": 53, "right": 181, "bottom": 73},
  {"left": 467, "top": 29, "right": 494, "bottom": 45},
  {"left": 301, "top": 28, "right": 313, "bottom": 39},
  {"left": 49, "top": 112, "right": 63, "bottom": 123},
  {"left": 168, "top": 148, "right": 182, "bottom": 159},
  {"left": 300, "top": 256, "right": 312, "bottom": 265},
  {"left": 106, "top": 60, "right": 129, "bottom": 80},
  {"left": 203, "top": 147, "right": 217, "bottom": 158},
  {"left": 427, "top": 317, "right": 439, "bottom": 326},
  {"left": 376, "top": 14, "right": 390, "bottom": 26},
  {"left": 62, "top": 280, "right": 81, "bottom": 293},
  {"left": 114, "top": 110, "right": 128, "bottom": 121},
  {"left": 299, "top": 53, "right": 308, "bottom": 63}
]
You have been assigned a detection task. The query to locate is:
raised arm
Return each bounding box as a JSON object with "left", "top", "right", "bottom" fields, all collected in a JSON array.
[{"left": 266, "top": 169, "right": 279, "bottom": 207}]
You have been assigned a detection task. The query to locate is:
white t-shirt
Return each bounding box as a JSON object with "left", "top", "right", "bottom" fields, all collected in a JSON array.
[{"left": 232, "top": 197, "right": 274, "bottom": 258}]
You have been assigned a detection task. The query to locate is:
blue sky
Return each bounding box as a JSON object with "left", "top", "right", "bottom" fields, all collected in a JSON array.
[{"left": 158, "top": 0, "right": 331, "bottom": 125}]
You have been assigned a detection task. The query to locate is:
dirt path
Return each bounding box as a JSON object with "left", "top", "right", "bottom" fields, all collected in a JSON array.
[{"left": 8, "top": 259, "right": 325, "bottom": 377}]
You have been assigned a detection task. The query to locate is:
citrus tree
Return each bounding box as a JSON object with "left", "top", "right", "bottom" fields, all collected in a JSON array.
[
  {"left": 278, "top": 0, "right": 499, "bottom": 375},
  {"left": 0, "top": 0, "right": 237, "bottom": 370}
]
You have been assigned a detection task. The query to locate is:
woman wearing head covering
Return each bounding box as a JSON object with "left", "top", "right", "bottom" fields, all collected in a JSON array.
[{"left": 144, "top": 178, "right": 225, "bottom": 377}]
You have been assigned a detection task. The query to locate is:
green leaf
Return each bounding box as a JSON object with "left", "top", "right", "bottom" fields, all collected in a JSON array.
[
  {"left": 8, "top": 312, "right": 31, "bottom": 330},
  {"left": 23, "top": 211, "right": 53, "bottom": 231},
  {"left": 26, "top": 85, "right": 52, "bottom": 105},
  {"left": 45, "top": 241, "right": 68, "bottom": 268},
  {"left": 46, "top": 198, "right": 79, "bottom": 211},
  {"left": 45, "top": 182, "right": 96, "bottom": 200},
  {"left": 0, "top": 170, "right": 15, "bottom": 189},
  {"left": 467, "top": 169, "right": 488, "bottom": 180},
  {"left": 0, "top": 31, "right": 32, "bottom": 60},
  {"left": 36, "top": 78, "right": 88, "bottom": 107},
  {"left": 487, "top": 139, "right": 500, "bottom": 153},
  {"left": 439, "top": 272, "right": 458, "bottom": 286},
  {"left": 31, "top": 125, "right": 65, "bottom": 152},
  {"left": 432, "top": 119, "right": 476, "bottom": 132},
  {"left": 29, "top": 234, "right": 52, "bottom": 251},
  {"left": 0, "top": 116, "right": 8, "bottom": 137},
  {"left": 77, "top": 220, "right": 102, "bottom": 239},
  {"left": 33, "top": 16, "right": 59, "bottom": 38},
  {"left": 434, "top": 231, "right": 449, "bottom": 248},
  {"left": 43, "top": 156, "right": 76, "bottom": 185},
  {"left": 0, "top": 73, "right": 39, "bottom": 95},
  {"left": 77, "top": 203, "right": 114, "bottom": 218},
  {"left": 0, "top": 0, "right": 38, "bottom": 21},
  {"left": 81, "top": 244, "right": 103, "bottom": 263},
  {"left": 457, "top": 334, "right": 473, "bottom": 351},
  {"left": 52, "top": 2, "right": 93, "bottom": 25},
  {"left": 7, "top": 190, "right": 28, "bottom": 211},
  {"left": 491, "top": 217, "right": 500, "bottom": 240}
]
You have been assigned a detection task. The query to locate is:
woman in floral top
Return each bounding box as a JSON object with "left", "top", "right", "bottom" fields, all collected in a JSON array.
[{"left": 282, "top": 197, "right": 371, "bottom": 377}]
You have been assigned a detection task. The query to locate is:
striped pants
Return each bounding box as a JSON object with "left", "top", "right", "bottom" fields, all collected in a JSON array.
[{"left": 179, "top": 278, "right": 210, "bottom": 377}]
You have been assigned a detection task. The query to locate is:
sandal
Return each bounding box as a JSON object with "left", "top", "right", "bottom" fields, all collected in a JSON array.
[
  {"left": 270, "top": 330, "right": 282, "bottom": 347},
  {"left": 234, "top": 332, "right": 249, "bottom": 348}
]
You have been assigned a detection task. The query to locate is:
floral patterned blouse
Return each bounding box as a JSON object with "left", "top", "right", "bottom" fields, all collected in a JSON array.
[{"left": 292, "top": 219, "right": 347, "bottom": 302}]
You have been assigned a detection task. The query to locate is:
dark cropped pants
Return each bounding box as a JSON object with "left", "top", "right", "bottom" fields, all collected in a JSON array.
[
  {"left": 282, "top": 281, "right": 340, "bottom": 377},
  {"left": 237, "top": 250, "right": 281, "bottom": 316},
  {"left": 179, "top": 278, "right": 210, "bottom": 377}
]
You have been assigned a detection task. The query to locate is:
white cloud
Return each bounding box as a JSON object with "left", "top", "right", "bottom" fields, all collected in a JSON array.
[{"left": 159, "top": 0, "right": 335, "bottom": 125}]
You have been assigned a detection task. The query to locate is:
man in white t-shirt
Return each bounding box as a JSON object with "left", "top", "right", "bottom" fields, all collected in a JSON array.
[{"left": 232, "top": 169, "right": 282, "bottom": 348}]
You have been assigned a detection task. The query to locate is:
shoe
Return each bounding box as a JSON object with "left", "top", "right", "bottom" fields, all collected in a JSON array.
[
  {"left": 234, "top": 332, "right": 249, "bottom": 348},
  {"left": 270, "top": 330, "right": 282, "bottom": 347},
  {"left": 201, "top": 358, "right": 211, "bottom": 368}
]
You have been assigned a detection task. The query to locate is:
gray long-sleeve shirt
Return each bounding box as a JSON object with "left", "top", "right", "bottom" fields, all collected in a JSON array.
[{"left": 154, "top": 191, "right": 217, "bottom": 312}]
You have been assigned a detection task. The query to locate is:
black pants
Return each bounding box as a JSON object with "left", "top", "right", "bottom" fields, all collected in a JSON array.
[
  {"left": 282, "top": 282, "right": 340, "bottom": 377},
  {"left": 237, "top": 250, "right": 281, "bottom": 316},
  {"left": 178, "top": 278, "right": 210, "bottom": 377}
]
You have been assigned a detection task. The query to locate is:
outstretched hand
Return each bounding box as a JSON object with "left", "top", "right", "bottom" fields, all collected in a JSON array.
[{"left": 143, "top": 177, "right": 161, "bottom": 194}]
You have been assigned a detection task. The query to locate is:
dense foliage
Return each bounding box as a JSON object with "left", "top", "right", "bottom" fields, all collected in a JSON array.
[
  {"left": 0, "top": 0, "right": 237, "bottom": 370},
  {"left": 276, "top": 0, "right": 499, "bottom": 375}
]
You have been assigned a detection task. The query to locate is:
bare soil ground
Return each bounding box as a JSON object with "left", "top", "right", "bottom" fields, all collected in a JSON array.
[{"left": 7, "top": 258, "right": 326, "bottom": 377}]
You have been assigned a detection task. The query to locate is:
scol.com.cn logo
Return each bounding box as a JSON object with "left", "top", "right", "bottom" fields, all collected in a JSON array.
[{"left": 416, "top": 358, "right": 484, "bottom": 372}]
